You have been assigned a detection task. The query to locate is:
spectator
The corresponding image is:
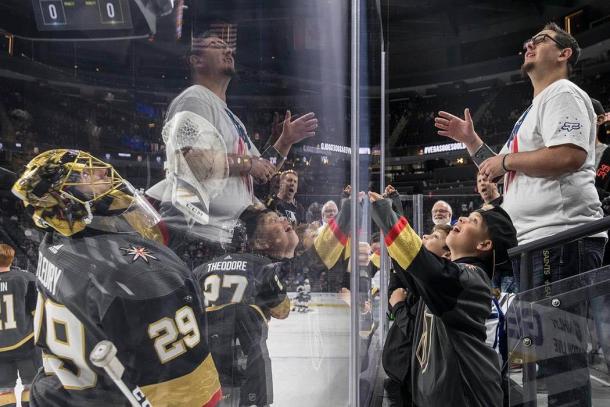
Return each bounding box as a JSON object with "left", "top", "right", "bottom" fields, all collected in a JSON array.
[
  {"left": 370, "top": 192, "right": 517, "bottom": 407},
  {"left": 436, "top": 23, "right": 604, "bottom": 406},
  {"left": 430, "top": 200, "right": 453, "bottom": 225},
  {"left": 592, "top": 99, "right": 608, "bottom": 169},
  {"left": 305, "top": 201, "right": 322, "bottom": 225},
  {"left": 320, "top": 200, "right": 338, "bottom": 226},
  {"left": 295, "top": 223, "right": 319, "bottom": 256},
  {"left": 594, "top": 98, "right": 610, "bottom": 206},
  {"left": 476, "top": 173, "right": 502, "bottom": 206},
  {"left": 267, "top": 170, "right": 306, "bottom": 225},
  {"left": 147, "top": 30, "right": 317, "bottom": 262},
  {"left": 382, "top": 222, "right": 452, "bottom": 407}
]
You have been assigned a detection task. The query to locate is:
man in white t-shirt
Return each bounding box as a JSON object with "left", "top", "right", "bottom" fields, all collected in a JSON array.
[
  {"left": 148, "top": 31, "right": 318, "bottom": 258},
  {"left": 435, "top": 23, "right": 604, "bottom": 406}
]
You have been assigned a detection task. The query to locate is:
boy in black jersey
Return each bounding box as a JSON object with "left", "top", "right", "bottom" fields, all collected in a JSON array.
[
  {"left": 12, "top": 150, "right": 222, "bottom": 407},
  {"left": 369, "top": 191, "right": 517, "bottom": 407},
  {"left": 0, "top": 243, "right": 40, "bottom": 407}
]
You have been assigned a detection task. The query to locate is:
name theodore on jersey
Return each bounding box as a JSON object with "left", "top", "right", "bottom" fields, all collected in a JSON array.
[
  {"left": 36, "top": 254, "right": 63, "bottom": 296},
  {"left": 206, "top": 260, "right": 248, "bottom": 272}
]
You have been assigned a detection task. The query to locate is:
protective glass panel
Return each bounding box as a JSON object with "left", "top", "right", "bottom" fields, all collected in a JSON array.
[
  {"left": 507, "top": 266, "right": 610, "bottom": 406},
  {"left": 0, "top": 1, "right": 374, "bottom": 405}
]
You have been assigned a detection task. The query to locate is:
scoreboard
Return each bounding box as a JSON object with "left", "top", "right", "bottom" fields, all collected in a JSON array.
[{"left": 32, "top": 0, "right": 134, "bottom": 31}]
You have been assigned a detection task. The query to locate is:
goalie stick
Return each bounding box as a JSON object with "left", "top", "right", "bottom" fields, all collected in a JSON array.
[{"left": 90, "top": 340, "right": 152, "bottom": 407}]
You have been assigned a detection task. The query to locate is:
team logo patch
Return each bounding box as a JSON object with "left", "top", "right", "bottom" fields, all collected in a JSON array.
[
  {"left": 120, "top": 246, "right": 159, "bottom": 263},
  {"left": 560, "top": 121, "right": 581, "bottom": 131}
]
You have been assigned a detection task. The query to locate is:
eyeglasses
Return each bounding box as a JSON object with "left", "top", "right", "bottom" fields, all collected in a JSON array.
[{"left": 523, "top": 33, "right": 566, "bottom": 51}]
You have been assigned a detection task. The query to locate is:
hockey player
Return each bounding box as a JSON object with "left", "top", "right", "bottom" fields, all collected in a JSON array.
[
  {"left": 0, "top": 243, "right": 40, "bottom": 407},
  {"left": 293, "top": 284, "right": 311, "bottom": 313},
  {"left": 297, "top": 279, "right": 312, "bottom": 312},
  {"left": 12, "top": 150, "right": 221, "bottom": 407},
  {"left": 194, "top": 200, "right": 353, "bottom": 406},
  {"left": 369, "top": 191, "right": 517, "bottom": 407}
]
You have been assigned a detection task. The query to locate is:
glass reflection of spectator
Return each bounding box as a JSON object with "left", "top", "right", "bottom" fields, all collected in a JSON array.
[{"left": 147, "top": 30, "right": 318, "bottom": 265}]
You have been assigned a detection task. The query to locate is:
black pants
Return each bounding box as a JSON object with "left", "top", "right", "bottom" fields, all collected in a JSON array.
[
  {"left": 208, "top": 305, "right": 273, "bottom": 407},
  {"left": 383, "top": 378, "right": 414, "bottom": 407}
]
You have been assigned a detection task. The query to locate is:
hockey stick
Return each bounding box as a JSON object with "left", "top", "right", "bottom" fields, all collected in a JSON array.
[{"left": 89, "top": 341, "right": 153, "bottom": 407}]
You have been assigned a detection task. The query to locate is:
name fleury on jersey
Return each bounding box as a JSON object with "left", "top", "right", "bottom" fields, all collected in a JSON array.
[{"left": 36, "top": 254, "right": 63, "bottom": 296}]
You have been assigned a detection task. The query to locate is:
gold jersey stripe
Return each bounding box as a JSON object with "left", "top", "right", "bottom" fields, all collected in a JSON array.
[
  {"left": 385, "top": 218, "right": 422, "bottom": 270},
  {"left": 140, "top": 353, "right": 221, "bottom": 407},
  {"left": 0, "top": 391, "right": 16, "bottom": 406},
  {"left": 314, "top": 223, "right": 347, "bottom": 269},
  {"left": 0, "top": 332, "right": 34, "bottom": 352},
  {"left": 21, "top": 389, "right": 30, "bottom": 402},
  {"left": 370, "top": 252, "right": 381, "bottom": 269}
]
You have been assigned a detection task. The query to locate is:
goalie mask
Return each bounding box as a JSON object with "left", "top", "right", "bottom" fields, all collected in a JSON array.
[{"left": 12, "top": 149, "right": 161, "bottom": 239}]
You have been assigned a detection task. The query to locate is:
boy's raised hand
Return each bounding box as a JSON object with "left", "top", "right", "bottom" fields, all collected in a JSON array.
[
  {"left": 389, "top": 288, "right": 407, "bottom": 307},
  {"left": 383, "top": 185, "right": 397, "bottom": 197},
  {"left": 368, "top": 191, "right": 383, "bottom": 202}
]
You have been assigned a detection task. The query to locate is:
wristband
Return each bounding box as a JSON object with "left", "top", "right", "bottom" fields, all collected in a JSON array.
[
  {"left": 244, "top": 157, "right": 253, "bottom": 174},
  {"left": 471, "top": 143, "right": 496, "bottom": 167},
  {"left": 502, "top": 154, "right": 510, "bottom": 172}
]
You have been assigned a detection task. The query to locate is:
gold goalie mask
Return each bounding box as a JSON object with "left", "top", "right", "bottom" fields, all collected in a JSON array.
[{"left": 12, "top": 149, "right": 162, "bottom": 240}]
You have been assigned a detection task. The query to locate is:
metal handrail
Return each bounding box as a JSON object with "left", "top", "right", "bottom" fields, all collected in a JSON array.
[{"left": 508, "top": 215, "right": 610, "bottom": 258}]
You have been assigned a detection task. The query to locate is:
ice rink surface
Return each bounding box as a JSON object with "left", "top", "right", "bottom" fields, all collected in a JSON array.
[
  {"left": 269, "top": 305, "right": 351, "bottom": 406},
  {"left": 11, "top": 303, "right": 610, "bottom": 406}
]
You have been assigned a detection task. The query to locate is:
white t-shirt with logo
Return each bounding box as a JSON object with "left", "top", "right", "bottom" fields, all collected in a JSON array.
[
  {"left": 500, "top": 79, "right": 604, "bottom": 244},
  {"left": 148, "top": 85, "right": 260, "bottom": 242}
]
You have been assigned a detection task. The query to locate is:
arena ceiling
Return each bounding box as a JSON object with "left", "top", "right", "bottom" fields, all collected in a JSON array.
[{"left": 1, "top": 0, "right": 610, "bottom": 92}]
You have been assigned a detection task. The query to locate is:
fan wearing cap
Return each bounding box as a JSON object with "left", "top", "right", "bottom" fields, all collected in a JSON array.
[
  {"left": 369, "top": 191, "right": 517, "bottom": 407},
  {"left": 193, "top": 201, "right": 353, "bottom": 407},
  {"left": 12, "top": 150, "right": 222, "bottom": 407}
]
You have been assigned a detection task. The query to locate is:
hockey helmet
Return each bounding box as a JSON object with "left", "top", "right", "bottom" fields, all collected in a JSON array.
[{"left": 12, "top": 149, "right": 161, "bottom": 239}]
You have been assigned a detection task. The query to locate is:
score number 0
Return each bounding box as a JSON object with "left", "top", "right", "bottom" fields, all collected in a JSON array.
[
  {"left": 99, "top": 0, "right": 125, "bottom": 24},
  {"left": 40, "top": 0, "right": 67, "bottom": 25}
]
